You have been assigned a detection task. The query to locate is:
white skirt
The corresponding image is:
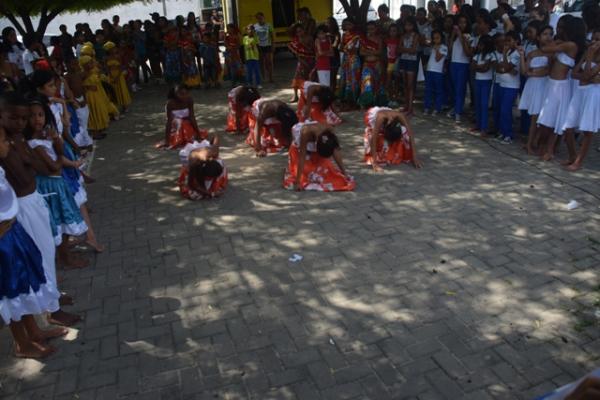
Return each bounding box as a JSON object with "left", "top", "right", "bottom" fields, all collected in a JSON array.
[
  {"left": 74, "top": 176, "right": 88, "bottom": 208},
  {"left": 562, "top": 83, "right": 587, "bottom": 131},
  {"left": 518, "top": 76, "right": 548, "bottom": 115},
  {"left": 17, "top": 192, "right": 58, "bottom": 288},
  {"left": 74, "top": 105, "right": 94, "bottom": 147},
  {"left": 537, "top": 79, "right": 572, "bottom": 135},
  {"left": 578, "top": 84, "right": 600, "bottom": 133}
]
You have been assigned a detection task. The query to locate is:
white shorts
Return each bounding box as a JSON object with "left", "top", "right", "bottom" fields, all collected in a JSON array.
[{"left": 317, "top": 70, "right": 331, "bottom": 87}]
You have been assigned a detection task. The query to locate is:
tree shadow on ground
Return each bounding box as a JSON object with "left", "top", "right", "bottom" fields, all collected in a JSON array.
[{"left": 1, "top": 59, "right": 599, "bottom": 400}]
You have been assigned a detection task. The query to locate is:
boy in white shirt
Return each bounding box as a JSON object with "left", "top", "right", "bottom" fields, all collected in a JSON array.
[
  {"left": 496, "top": 31, "right": 521, "bottom": 144},
  {"left": 424, "top": 30, "right": 447, "bottom": 115}
]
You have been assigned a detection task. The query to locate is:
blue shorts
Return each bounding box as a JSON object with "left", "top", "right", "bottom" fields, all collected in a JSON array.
[{"left": 398, "top": 59, "right": 418, "bottom": 73}]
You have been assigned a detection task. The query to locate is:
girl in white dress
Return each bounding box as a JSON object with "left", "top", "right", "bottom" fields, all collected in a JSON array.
[{"left": 518, "top": 25, "right": 552, "bottom": 154}]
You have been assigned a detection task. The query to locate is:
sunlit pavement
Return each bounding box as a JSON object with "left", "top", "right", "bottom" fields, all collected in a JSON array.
[{"left": 1, "top": 57, "right": 599, "bottom": 400}]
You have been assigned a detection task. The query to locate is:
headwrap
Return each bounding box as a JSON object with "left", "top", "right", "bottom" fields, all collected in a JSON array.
[
  {"left": 80, "top": 45, "right": 95, "bottom": 56},
  {"left": 103, "top": 41, "right": 116, "bottom": 51}
]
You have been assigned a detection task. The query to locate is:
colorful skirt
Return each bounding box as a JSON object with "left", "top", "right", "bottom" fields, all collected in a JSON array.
[
  {"left": 358, "top": 61, "right": 387, "bottom": 109},
  {"left": 85, "top": 87, "right": 110, "bottom": 131},
  {"left": 0, "top": 220, "right": 60, "bottom": 324},
  {"left": 247, "top": 115, "right": 288, "bottom": 153},
  {"left": 297, "top": 95, "right": 343, "bottom": 126},
  {"left": 283, "top": 144, "right": 355, "bottom": 192},
  {"left": 364, "top": 129, "right": 413, "bottom": 166},
  {"left": 17, "top": 191, "right": 58, "bottom": 286},
  {"left": 338, "top": 53, "right": 361, "bottom": 103},
  {"left": 35, "top": 176, "right": 87, "bottom": 242},
  {"left": 168, "top": 118, "right": 207, "bottom": 149},
  {"left": 178, "top": 163, "right": 228, "bottom": 200},
  {"left": 226, "top": 96, "right": 251, "bottom": 133},
  {"left": 109, "top": 70, "right": 132, "bottom": 108}
]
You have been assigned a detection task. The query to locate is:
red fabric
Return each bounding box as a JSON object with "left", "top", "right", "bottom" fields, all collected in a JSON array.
[
  {"left": 225, "top": 95, "right": 251, "bottom": 133},
  {"left": 178, "top": 165, "right": 228, "bottom": 200},
  {"left": 168, "top": 119, "right": 207, "bottom": 149},
  {"left": 297, "top": 86, "right": 342, "bottom": 126},
  {"left": 283, "top": 143, "right": 355, "bottom": 191},
  {"left": 363, "top": 108, "right": 413, "bottom": 166},
  {"left": 385, "top": 38, "right": 399, "bottom": 62},
  {"left": 246, "top": 114, "right": 288, "bottom": 153},
  {"left": 316, "top": 38, "right": 331, "bottom": 70}
]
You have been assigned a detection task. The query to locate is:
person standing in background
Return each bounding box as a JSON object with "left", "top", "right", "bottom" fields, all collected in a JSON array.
[
  {"left": 58, "top": 25, "right": 74, "bottom": 62},
  {"left": 243, "top": 25, "right": 262, "bottom": 88},
  {"left": 254, "top": 12, "right": 274, "bottom": 83}
]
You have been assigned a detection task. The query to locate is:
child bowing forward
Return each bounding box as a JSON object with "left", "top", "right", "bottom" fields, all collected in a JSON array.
[
  {"left": 283, "top": 121, "right": 354, "bottom": 192},
  {"left": 364, "top": 107, "right": 422, "bottom": 172},
  {"left": 249, "top": 99, "right": 298, "bottom": 157},
  {"left": 178, "top": 137, "right": 228, "bottom": 200},
  {"left": 298, "top": 81, "right": 341, "bottom": 126}
]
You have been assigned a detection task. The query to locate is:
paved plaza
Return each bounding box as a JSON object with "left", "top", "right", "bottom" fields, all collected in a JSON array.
[{"left": 1, "top": 59, "right": 600, "bottom": 400}]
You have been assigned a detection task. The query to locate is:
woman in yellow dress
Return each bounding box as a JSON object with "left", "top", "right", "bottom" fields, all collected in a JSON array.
[
  {"left": 79, "top": 55, "right": 110, "bottom": 136},
  {"left": 103, "top": 41, "right": 131, "bottom": 112},
  {"left": 81, "top": 44, "right": 120, "bottom": 120}
]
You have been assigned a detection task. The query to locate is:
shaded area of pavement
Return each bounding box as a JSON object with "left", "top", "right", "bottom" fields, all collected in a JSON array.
[{"left": 1, "top": 56, "right": 599, "bottom": 400}]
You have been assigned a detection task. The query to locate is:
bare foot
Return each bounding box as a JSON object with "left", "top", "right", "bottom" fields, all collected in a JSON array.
[
  {"left": 48, "top": 310, "right": 82, "bottom": 327},
  {"left": 59, "top": 293, "right": 74, "bottom": 306},
  {"left": 67, "top": 236, "right": 86, "bottom": 248},
  {"left": 372, "top": 164, "right": 384, "bottom": 173},
  {"left": 31, "top": 327, "right": 69, "bottom": 343},
  {"left": 85, "top": 241, "right": 105, "bottom": 253},
  {"left": 560, "top": 159, "right": 574, "bottom": 166},
  {"left": 59, "top": 253, "right": 89, "bottom": 270},
  {"left": 290, "top": 97, "right": 298, "bottom": 103},
  {"left": 566, "top": 162, "right": 582, "bottom": 172},
  {"left": 541, "top": 153, "right": 554, "bottom": 162},
  {"left": 14, "top": 341, "right": 55, "bottom": 359}
]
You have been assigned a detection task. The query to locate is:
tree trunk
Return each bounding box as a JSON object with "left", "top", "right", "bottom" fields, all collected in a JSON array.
[{"left": 338, "top": 0, "right": 371, "bottom": 30}]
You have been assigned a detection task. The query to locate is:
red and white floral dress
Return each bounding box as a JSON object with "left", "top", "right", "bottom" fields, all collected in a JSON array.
[
  {"left": 226, "top": 86, "right": 253, "bottom": 133},
  {"left": 177, "top": 141, "right": 228, "bottom": 200},
  {"left": 168, "top": 108, "right": 207, "bottom": 149},
  {"left": 246, "top": 98, "right": 288, "bottom": 153},
  {"left": 297, "top": 81, "right": 342, "bottom": 126},
  {"left": 363, "top": 107, "right": 413, "bottom": 166},
  {"left": 283, "top": 122, "right": 355, "bottom": 192}
]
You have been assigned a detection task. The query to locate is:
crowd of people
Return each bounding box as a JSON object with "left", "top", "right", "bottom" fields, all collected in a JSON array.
[
  {"left": 0, "top": 0, "right": 599, "bottom": 359},
  {"left": 286, "top": 1, "right": 600, "bottom": 170}
]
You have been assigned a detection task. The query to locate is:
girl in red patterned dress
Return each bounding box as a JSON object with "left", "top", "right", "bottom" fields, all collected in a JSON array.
[
  {"left": 248, "top": 99, "right": 298, "bottom": 157},
  {"left": 288, "top": 24, "right": 315, "bottom": 103},
  {"left": 283, "top": 122, "right": 354, "bottom": 192},
  {"left": 178, "top": 136, "right": 227, "bottom": 200},
  {"left": 358, "top": 22, "right": 387, "bottom": 108},
  {"left": 363, "top": 107, "right": 422, "bottom": 172},
  {"left": 160, "top": 84, "right": 207, "bottom": 149},
  {"left": 298, "top": 81, "right": 341, "bottom": 125},
  {"left": 225, "top": 85, "right": 261, "bottom": 134}
]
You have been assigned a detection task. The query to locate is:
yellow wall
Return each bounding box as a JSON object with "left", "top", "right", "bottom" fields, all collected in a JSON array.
[{"left": 233, "top": 0, "right": 332, "bottom": 46}]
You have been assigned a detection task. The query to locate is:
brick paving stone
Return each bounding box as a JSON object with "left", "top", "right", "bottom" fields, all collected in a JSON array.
[{"left": 2, "top": 58, "right": 599, "bottom": 400}]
